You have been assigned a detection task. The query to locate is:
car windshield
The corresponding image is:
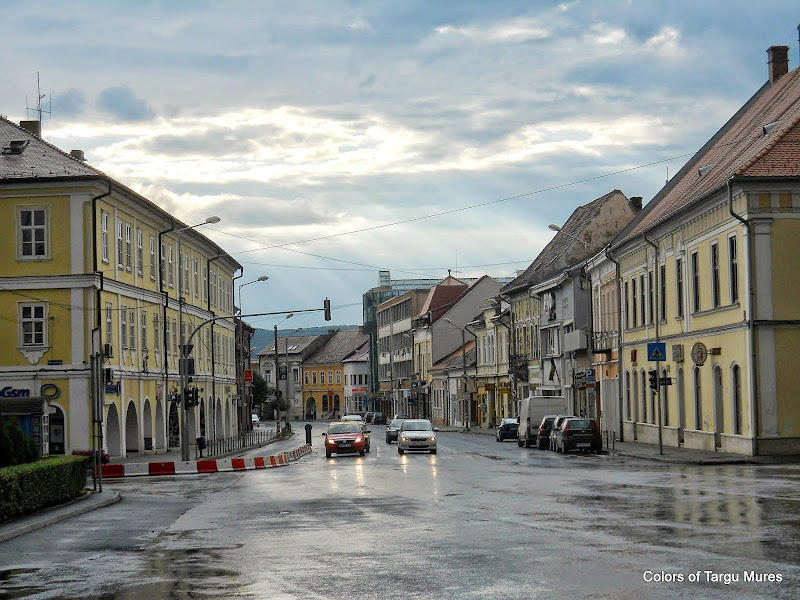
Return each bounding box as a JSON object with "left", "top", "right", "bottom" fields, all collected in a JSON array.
[
  {"left": 389, "top": 420, "right": 404, "bottom": 428},
  {"left": 567, "top": 419, "right": 593, "bottom": 429},
  {"left": 328, "top": 423, "right": 361, "bottom": 434},
  {"left": 402, "top": 421, "right": 432, "bottom": 431},
  {"left": 501, "top": 418, "right": 518, "bottom": 425}
]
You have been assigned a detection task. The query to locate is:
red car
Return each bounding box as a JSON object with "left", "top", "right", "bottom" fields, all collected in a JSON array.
[{"left": 324, "top": 421, "right": 367, "bottom": 458}]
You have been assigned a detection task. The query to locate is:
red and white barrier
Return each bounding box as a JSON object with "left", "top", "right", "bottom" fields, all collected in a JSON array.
[{"left": 100, "top": 444, "right": 313, "bottom": 478}]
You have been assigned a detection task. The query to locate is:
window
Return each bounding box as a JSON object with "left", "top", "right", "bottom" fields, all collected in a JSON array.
[
  {"left": 106, "top": 303, "right": 113, "bottom": 345},
  {"left": 18, "top": 207, "right": 48, "bottom": 259},
  {"left": 729, "top": 236, "right": 739, "bottom": 304},
  {"left": 293, "top": 368, "right": 300, "bottom": 383},
  {"left": 116, "top": 220, "right": 124, "bottom": 267},
  {"left": 631, "top": 279, "right": 638, "bottom": 326},
  {"left": 659, "top": 265, "right": 666, "bottom": 321},
  {"left": 304, "top": 371, "right": 310, "bottom": 385},
  {"left": 640, "top": 274, "right": 646, "bottom": 326},
  {"left": 160, "top": 243, "right": 166, "bottom": 285},
  {"left": 183, "top": 253, "right": 190, "bottom": 294},
  {"left": 194, "top": 260, "right": 199, "bottom": 297},
  {"left": 336, "top": 370, "right": 341, "bottom": 384},
  {"left": 691, "top": 251, "right": 700, "bottom": 313},
  {"left": 137, "top": 229, "right": 143, "bottom": 276},
  {"left": 129, "top": 309, "right": 136, "bottom": 350},
  {"left": 320, "top": 371, "right": 325, "bottom": 385},
  {"left": 693, "top": 367, "right": 702, "bottom": 430},
  {"left": 101, "top": 211, "right": 109, "bottom": 263},
  {"left": 711, "top": 242, "right": 720, "bottom": 308},
  {"left": 265, "top": 369, "right": 272, "bottom": 384},
  {"left": 141, "top": 311, "right": 147, "bottom": 351},
  {"left": 203, "top": 268, "right": 208, "bottom": 304},
  {"left": 121, "top": 307, "right": 128, "bottom": 350},
  {"left": 20, "top": 303, "right": 46, "bottom": 346},
  {"left": 648, "top": 270, "right": 654, "bottom": 325},
  {"left": 676, "top": 258, "right": 684, "bottom": 317},
  {"left": 732, "top": 364, "right": 742, "bottom": 435},
  {"left": 312, "top": 371, "right": 317, "bottom": 385},
  {"left": 171, "top": 318, "right": 177, "bottom": 357},
  {"left": 625, "top": 371, "right": 631, "bottom": 420},
  {"left": 168, "top": 246, "right": 174, "bottom": 287},
  {"left": 153, "top": 314, "right": 160, "bottom": 363},
  {"left": 149, "top": 235, "right": 156, "bottom": 280},
  {"left": 125, "top": 223, "right": 132, "bottom": 271}
]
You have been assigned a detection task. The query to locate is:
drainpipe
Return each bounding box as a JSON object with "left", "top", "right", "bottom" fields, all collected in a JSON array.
[
  {"left": 158, "top": 222, "right": 175, "bottom": 447},
  {"left": 91, "top": 181, "right": 112, "bottom": 491},
  {"left": 232, "top": 269, "right": 243, "bottom": 435},
  {"left": 605, "top": 246, "right": 624, "bottom": 443},
  {"left": 728, "top": 178, "right": 758, "bottom": 456},
  {"left": 207, "top": 254, "right": 222, "bottom": 437},
  {"left": 642, "top": 232, "right": 662, "bottom": 455}
]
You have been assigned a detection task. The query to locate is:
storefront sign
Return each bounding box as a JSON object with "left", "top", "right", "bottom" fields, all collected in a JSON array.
[{"left": 0, "top": 387, "right": 31, "bottom": 398}]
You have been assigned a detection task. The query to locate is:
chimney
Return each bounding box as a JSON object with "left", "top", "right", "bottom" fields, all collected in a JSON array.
[
  {"left": 19, "top": 120, "right": 41, "bottom": 137},
  {"left": 70, "top": 149, "right": 86, "bottom": 162},
  {"left": 768, "top": 46, "right": 790, "bottom": 84},
  {"left": 629, "top": 196, "right": 643, "bottom": 212}
]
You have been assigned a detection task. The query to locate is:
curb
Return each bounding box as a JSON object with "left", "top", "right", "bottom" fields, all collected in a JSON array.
[
  {"left": 0, "top": 490, "right": 122, "bottom": 543},
  {"left": 609, "top": 450, "right": 755, "bottom": 466},
  {"left": 99, "top": 444, "right": 312, "bottom": 478}
]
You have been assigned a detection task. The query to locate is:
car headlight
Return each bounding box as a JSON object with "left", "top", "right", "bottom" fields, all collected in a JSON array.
[
  {"left": 400, "top": 436, "right": 409, "bottom": 442},
  {"left": 326, "top": 438, "right": 336, "bottom": 445},
  {"left": 428, "top": 436, "right": 436, "bottom": 442},
  {"left": 355, "top": 436, "right": 363, "bottom": 443}
]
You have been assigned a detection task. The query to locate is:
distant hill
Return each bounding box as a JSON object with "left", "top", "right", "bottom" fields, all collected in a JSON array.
[{"left": 251, "top": 325, "right": 360, "bottom": 355}]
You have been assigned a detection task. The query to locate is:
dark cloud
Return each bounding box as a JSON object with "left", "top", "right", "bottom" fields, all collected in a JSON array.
[
  {"left": 96, "top": 85, "right": 155, "bottom": 122},
  {"left": 52, "top": 88, "right": 86, "bottom": 117}
]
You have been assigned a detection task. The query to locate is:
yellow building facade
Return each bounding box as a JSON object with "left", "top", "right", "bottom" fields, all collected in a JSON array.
[
  {"left": 0, "top": 118, "right": 241, "bottom": 458},
  {"left": 614, "top": 48, "right": 800, "bottom": 455}
]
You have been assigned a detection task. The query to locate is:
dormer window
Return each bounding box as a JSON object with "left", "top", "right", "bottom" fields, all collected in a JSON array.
[
  {"left": 762, "top": 121, "right": 779, "bottom": 135},
  {"left": 698, "top": 164, "right": 714, "bottom": 177},
  {"left": 2, "top": 140, "right": 29, "bottom": 154}
]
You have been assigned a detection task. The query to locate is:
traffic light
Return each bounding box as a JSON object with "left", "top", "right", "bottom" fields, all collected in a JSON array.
[
  {"left": 324, "top": 297, "right": 332, "bottom": 321},
  {"left": 648, "top": 369, "right": 658, "bottom": 391},
  {"left": 183, "top": 387, "right": 192, "bottom": 409}
]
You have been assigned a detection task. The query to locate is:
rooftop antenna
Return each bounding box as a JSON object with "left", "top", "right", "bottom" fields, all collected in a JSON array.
[{"left": 25, "top": 72, "right": 51, "bottom": 134}]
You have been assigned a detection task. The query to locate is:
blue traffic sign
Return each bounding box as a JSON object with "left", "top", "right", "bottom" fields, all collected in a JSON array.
[{"left": 647, "top": 342, "right": 667, "bottom": 362}]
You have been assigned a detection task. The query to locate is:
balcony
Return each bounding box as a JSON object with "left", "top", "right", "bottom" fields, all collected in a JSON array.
[{"left": 592, "top": 330, "right": 618, "bottom": 354}]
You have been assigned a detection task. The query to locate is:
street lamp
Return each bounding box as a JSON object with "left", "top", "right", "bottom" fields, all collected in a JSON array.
[
  {"left": 178, "top": 215, "right": 220, "bottom": 462},
  {"left": 238, "top": 275, "right": 269, "bottom": 436},
  {"left": 442, "top": 318, "right": 471, "bottom": 430},
  {"left": 274, "top": 313, "right": 294, "bottom": 429},
  {"left": 548, "top": 223, "right": 588, "bottom": 249}
]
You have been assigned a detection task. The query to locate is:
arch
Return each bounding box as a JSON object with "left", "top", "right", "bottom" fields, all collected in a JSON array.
[
  {"left": 224, "top": 400, "right": 231, "bottom": 437},
  {"left": 322, "top": 395, "right": 329, "bottom": 411},
  {"left": 306, "top": 397, "right": 316, "bottom": 418},
  {"left": 142, "top": 398, "right": 153, "bottom": 450},
  {"left": 168, "top": 401, "right": 179, "bottom": 448},
  {"left": 625, "top": 371, "right": 631, "bottom": 421},
  {"left": 731, "top": 363, "right": 742, "bottom": 435},
  {"left": 640, "top": 369, "right": 646, "bottom": 424},
  {"left": 48, "top": 404, "right": 66, "bottom": 455},
  {"left": 713, "top": 364, "right": 723, "bottom": 448},
  {"left": 693, "top": 366, "right": 702, "bottom": 430},
  {"left": 105, "top": 402, "right": 122, "bottom": 457},
  {"left": 125, "top": 401, "right": 140, "bottom": 455},
  {"left": 155, "top": 398, "right": 166, "bottom": 450},
  {"left": 333, "top": 395, "right": 340, "bottom": 416},
  {"left": 199, "top": 398, "right": 207, "bottom": 437},
  {"left": 632, "top": 370, "right": 639, "bottom": 424},
  {"left": 676, "top": 367, "right": 685, "bottom": 443},
  {"left": 214, "top": 397, "right": 224, "bottom": 440},
  {"left": 186, "top": 406, "right": 197, "bottom": 446}
]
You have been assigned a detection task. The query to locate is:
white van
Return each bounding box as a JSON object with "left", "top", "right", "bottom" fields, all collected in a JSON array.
[{"left": 517, "top": 396, "right": 569, "bottom": 447}]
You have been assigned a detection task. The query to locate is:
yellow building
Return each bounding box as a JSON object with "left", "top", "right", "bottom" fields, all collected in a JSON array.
[
  {"left": 470, "top": 299, "right": 512, "bottom": 426},
  {"left": 0, "top": 117, "right": 241, "bottom": 458},
  {"left": 302, "top": 329, "right": 369, "bottom": 418},
  {"left": 613, "top": 46, "right": 800, "bottom": 455}
]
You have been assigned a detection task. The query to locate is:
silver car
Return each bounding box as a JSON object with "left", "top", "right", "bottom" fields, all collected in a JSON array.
[
  {"left": 385, "top": 418, "right": 405, "bottom": 444},
  {"left": 397, "top": 419, "right": 437, "bottom": 455}
]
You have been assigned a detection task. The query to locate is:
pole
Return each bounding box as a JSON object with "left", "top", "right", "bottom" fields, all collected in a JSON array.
[
  {"left": 274, "top": 324, "right": 280, "bottom": 430},
  {"left": 460, "top": 327, "right": 467, "bottom": 430},
  {"left": 643, "top": 233, "right": 662, "bottom": 455},
  {"left": 178, "top": 232, "right": 190, "bottom": 462}
]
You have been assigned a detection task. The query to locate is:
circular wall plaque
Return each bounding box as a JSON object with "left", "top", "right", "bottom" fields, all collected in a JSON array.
[{"left": 691, "top": 342, "right": 708, "bottom": 366}]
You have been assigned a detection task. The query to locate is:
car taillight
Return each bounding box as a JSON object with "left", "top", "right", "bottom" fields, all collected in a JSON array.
[
  {"left": 539, "top": 426, "right": 545, "bottom": 434},
  {"left": 595, "top": 421, "right": 600, "bottom": 434},
  {"left": 563, "top": 421, "right": 570, "bottom": 432}
]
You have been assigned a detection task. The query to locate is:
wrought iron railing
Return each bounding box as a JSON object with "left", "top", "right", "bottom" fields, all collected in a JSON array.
[{"left": 194, "top": 427, "right": 283, "bottom": 460}]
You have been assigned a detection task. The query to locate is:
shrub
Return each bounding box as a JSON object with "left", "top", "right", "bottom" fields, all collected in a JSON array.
[
  {"left": 0, "top": 417, "right": 39, "bottom": 468},
  {"left": 0, "top": 455, "right": 90, "bottom": 522}
]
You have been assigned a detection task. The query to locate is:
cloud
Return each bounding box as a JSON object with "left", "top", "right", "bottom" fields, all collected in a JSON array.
[
  {"left": 52, "top": 89, "right": 86, "bottom": 117},
  {"left": 96, "top": 85, "right": 155, "bottom": 122}
]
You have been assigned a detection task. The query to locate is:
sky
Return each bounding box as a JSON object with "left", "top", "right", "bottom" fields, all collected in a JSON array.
[{"left": 2, "top": 1, "right": 798, "bottom": 331}]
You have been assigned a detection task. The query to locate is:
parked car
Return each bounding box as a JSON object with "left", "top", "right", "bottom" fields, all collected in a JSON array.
[
  {"left": 385, "top": 418, "right": 406, "bottom": 443},
  {"left": 517, "top": 395, "right": 569, "bottom": 447},
  {"left": 548, "top": 415, "right": 576, "bottom": 451},
  {"left": 397, "top": 419, "right": 437, "bottom": 455},
  {"left": 495, "top": 417, "right": 519, "bottom": 442},
  {"left": 365, "top": 412, "right": 376, "bottom": 424},
  {"left": 323, "top": 421, "right": 368, "bottom": 458},
  {"left": 393, "top": 413, "right": 410, "bottom": 420},
  {"left": 373, "top": 412, "right": 386, "bottom": 425},
  {"left": 535, "top": 415, "right": 558, "bottom": 449},
  {"left": 251, "top": 414, "right": 259, "bottom": 425},
  {"left": 553, "top": 417, "right": 602, "bottom": 454}
]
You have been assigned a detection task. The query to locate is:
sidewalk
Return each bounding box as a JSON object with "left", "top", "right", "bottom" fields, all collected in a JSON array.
[{"left": 444, "top": 425, "right": 800, "bottom": 466}]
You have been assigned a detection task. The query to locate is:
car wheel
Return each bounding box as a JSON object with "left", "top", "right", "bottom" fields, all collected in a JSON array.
[
  {"left": 359, "top": 450, "right": 365, "bottom": 456},
  {"left": 496, "top": 435, "right": 501, "bottom": 442},
  {"left": 430, "top": 449, "right": 437, "bottom": 455},
  {"left": 325, "top": 451, "right": 331, "bottom": 458},
  {"left": 562, "top": 443, "right": 569, "bottom": 454},
  {"left": 386, "top": 437, "right": 390, "bottom": 443},
  {"left": 524, "top": 438, "right": 530, "bottom": 448},
  {"left": 398, "top": 447, "right": 404, "bottom": 455}
]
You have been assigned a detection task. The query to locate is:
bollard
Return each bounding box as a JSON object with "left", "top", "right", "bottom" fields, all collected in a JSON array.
[{"left": 305, "top": 423, "right": 313, "bottom": 445}]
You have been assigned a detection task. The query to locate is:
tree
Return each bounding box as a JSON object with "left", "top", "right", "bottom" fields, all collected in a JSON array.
[{"left": 252, "top": 371, "right": 268, "bottom": 408}]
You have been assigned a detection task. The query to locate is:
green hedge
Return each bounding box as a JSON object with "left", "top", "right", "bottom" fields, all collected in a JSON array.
[{"left": 0, "top": 455, "right": 90, "bottom": 522}]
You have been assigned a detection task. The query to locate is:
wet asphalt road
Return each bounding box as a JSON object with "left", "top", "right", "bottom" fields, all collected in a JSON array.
[{"left": 1, "top": 426, "right": 799, "bottom": 599}]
